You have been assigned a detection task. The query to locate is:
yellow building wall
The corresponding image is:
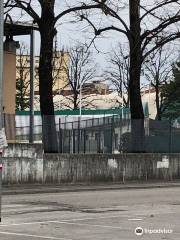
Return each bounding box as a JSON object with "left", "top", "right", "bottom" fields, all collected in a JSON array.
[{"left": 16, "top": 51, "right": 70, "bottom": 96}]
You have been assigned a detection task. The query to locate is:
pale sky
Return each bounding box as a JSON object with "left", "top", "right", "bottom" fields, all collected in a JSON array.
[
  {"left": 9, "top": 0, "right": 180, "bottom": 76},
  {"left": 9, "top": 0, "right": 129, "bottom": 74}
]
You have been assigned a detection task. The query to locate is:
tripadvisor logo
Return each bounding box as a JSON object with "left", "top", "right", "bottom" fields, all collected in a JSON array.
[
  {"left": 135, "top": 227, "right": 144, "bottom": 236},
  {"left": 135, "top": 227, "right": 173, "bottom": 236}
]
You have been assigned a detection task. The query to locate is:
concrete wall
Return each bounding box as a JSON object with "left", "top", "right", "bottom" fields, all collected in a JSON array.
[
  {"left": 3, "top": 143, "right": 43, "bottom": 158},
  {"left": 43, "top": 154, "right": 179, "bottom": 183},
  {"left": 2, "top": 157, "right": 43, "bottom": 184},
  {"left": 2, "top": 143, "right": 43, "bottom": 184},
  {"left": 2, "top": 145, "right": 180, "bottom": 184}
]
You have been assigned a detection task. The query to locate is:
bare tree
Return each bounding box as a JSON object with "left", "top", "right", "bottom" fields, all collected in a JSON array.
[
  {"left": 144, "top": 45, "right": 174, "bottom": 120},
  {"left": 60, "top": 44, "right": 97, "bottom": 110},
  {"left": 80, "top": 0, "right": 180, "bottom": 152},
  {"left": 104, "top": 43, "right": 130, "bottom": 107},
  {"left": 4, "top": 0, "right": 105, "bottom": 152},
  {"left": 4, "top": 1, "right": 180, "bottom": 152},
  {"left": 16, "top": 43, "right": 30, "bottom": 111}
]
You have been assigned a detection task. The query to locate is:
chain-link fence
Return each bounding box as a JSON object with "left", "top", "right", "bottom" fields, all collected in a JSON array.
[
  {"left": 3, "top": 113, "right": 180, "bottom": 153},
  {"left": 146, "top": 119, "right": 180, "bottom": 153},
  {"left": 59, "top": 116, "right": 136, "bottom": 153},
  {"left": 59, "top": 116, "right": 180, "bottom": 154},
  {"left": 59, "top": 116, "right": 129, "bottom": 153}
]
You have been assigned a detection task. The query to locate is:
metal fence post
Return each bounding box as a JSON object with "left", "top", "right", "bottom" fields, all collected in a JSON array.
[
  {"left": 72, "top": 122, "right": 75, "bottom": 153},
  {"left": 110, "top": 115, "right": 115, "bottom": 153},
  {"left": 63, "top": 118, "right": 67, "bottom": 153},
  {"left": 103, "top": 116, "right": 106, "bottom": 153},
  {"left": 68, "top": 128, "right": 71, "bottom": 153},
  {"left": 59, "top": 118, "right": 62, "bottom": 153},
  {"left": 83, "top": 128, "right": 86, "bottom": 153},
  {"left": 169, "top": 119, "right": 172, "bottom": 154},
  {"left": 97, "top": 118, "right": 101, "bottom": 153},
  {"left": 77, "top": 117, "right": 80, "bottom": 153}
]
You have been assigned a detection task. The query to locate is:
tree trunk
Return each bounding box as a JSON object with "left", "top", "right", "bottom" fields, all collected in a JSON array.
[
  {"left": 155, "top": 83, "right": 161, "bottom": 120},
  {"left": 129, "top": 0, "right": 145, "bottom": 152},
  {"left": 73, "top": 93, "right": 78, "bottom": 110},
  {"left": 39, "top": 14, "right": 58, "bottom": 153}
]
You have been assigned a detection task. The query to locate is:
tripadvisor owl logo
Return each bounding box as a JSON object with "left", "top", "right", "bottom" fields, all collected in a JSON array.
[{"left": 135, "top": 227, "right": 144, "bottom": 236}]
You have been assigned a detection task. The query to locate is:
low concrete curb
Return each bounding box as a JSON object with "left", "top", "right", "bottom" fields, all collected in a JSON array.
[{"left": 2, "top": 181, "right": 180, "bottom": 195}]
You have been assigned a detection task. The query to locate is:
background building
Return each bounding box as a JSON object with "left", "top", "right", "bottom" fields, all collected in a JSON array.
[{"left": 16, "top": 51, "right": 69, "bottom": 110}]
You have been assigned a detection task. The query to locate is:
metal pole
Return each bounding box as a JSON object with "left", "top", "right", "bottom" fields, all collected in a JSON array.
[
  {"left": 122, "top": 91, "right": 124, "bottom": 119},
  {"left": 77, "top": 117, "right": 80, "bottom": 153},
  {"left": 148, "top": 82, "right": 151, "bottom": 117},
  {"left": 0, "top": 0, "right": 4, "bottom": 222},
  {"left": 59, "top": 118, "right": 62, "bottom": 153},
  {"left": 110, "top": 115, "right": 114, "bottom": 153},
  {"left": 29, "top": 29, "right": 35, "bottom": 143},
  {"left": 146, "top": 82, "right": 151, "bottom": 136},
  {"left": 83, "top": 128, "right": 86, "bottom": 153},
  {"left": 169, "top": 119, "right": 172, "bottom": 155},
  {"left": 72, "top": 122, "right": 75, "bottom": 153},
  {"left": 79, "top": 82, "right": 82, "bottom": 117}
]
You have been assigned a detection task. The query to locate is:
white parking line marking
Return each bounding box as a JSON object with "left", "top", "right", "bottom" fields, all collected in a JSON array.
[
  {"left": 3, "top": 204, "right": 27, "bottom": 208},
  {"left": 0, "top": 214, "right": 130, "bottom": 227},
  {"left": 0, "top": 231, "right": 72, "bottom": 240},
  {"left": 48, "top": 221, "right": 123, "bottom": 230},
  {"left": 128, "top": 218, "right": 143, "bottom": 221},
  {"left": 63, "top": 214, "right": 130, "bottom": 222},
  {"left": 0, "top": 220, "right": 123, "bottom": 230},
  {"left": 0, "top": 221, "right": 54, "bottom": 227}
]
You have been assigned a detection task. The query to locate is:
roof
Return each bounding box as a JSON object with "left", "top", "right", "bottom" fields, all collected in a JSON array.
[{"left": 4, "top": 21, "right": 38, "bottom": 36}]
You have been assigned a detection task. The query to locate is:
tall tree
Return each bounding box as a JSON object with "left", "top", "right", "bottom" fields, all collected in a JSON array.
[
  {"left": 144, "top": 45, "right": 173, "bottom": 120},
  {"left": 81, "top": 0, "right": 180, "bottom": 151},
  {"left": 161, "top": 62, "right": 180, "bottom": 120},
  {"left": 4, "top": 0, "right": 104, "bottom": 152}
]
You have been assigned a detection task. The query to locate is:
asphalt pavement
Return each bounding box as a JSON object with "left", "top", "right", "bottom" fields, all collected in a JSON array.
[{"left": 0, "top": 183, "right": 179, "bottom": 239}]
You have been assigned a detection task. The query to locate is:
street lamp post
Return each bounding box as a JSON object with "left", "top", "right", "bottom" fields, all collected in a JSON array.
[{"left": 0, "top": 0, "right": 4, "bottom": 222}]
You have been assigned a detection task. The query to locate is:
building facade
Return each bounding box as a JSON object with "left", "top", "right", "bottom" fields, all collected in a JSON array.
[{"left": 16, "top": 51, "right": 69, "bottom": 109}]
